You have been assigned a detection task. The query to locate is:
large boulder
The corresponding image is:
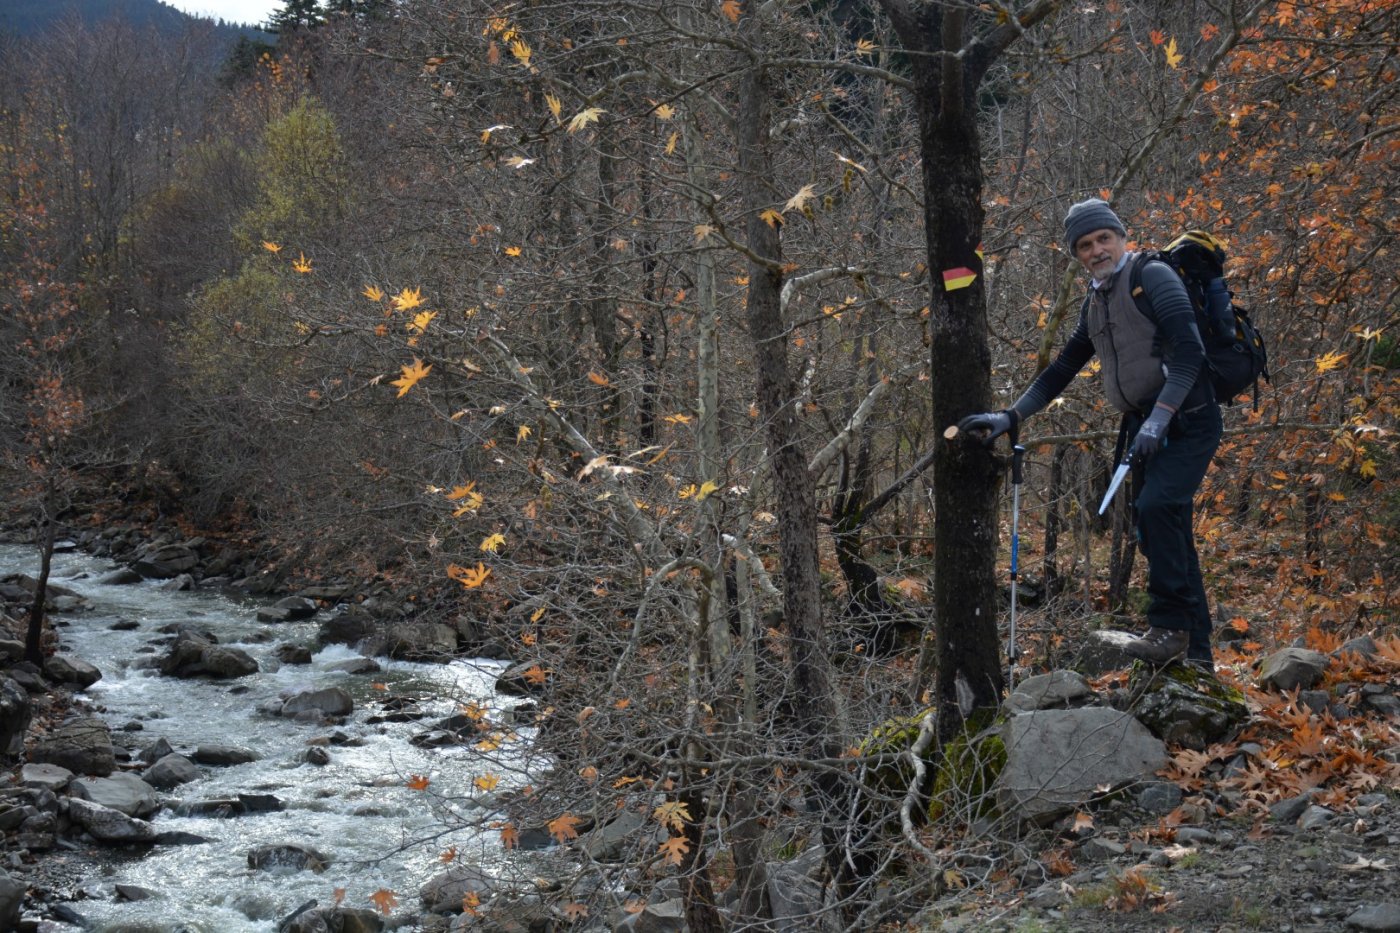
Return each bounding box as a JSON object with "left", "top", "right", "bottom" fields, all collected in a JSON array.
[
  {"left": 281, "top": 687, "right": 353, "bottom": 718},
  {"left": 1258, "top": 647, "right": 1329, "bottom": 692},
  {"left": 248, "top": 843, "right": 330, "bottom": 873},
  {"left": 158, "top": 631, "right": 257, "bottom": 679},
  {"left": 997, "top": 707, "right": 1167, "bottom": 825},
  {"left": 1071, "top": 630, "right": 1141, "bottom": 675},
  {"left": 143, "top": 753, "right": 200, "bottom": 789},
  {"left": 44, "top": 654, "right": 102, "bottom": 689},
  {"left": 68, "top": 797, "right": 156, "bottom": 843},
  {"left": 0, "top": 675, "right": 32, "bottom": 758},
  {"left": 419, "top": 865, "right": 496, "bottom": 913},
  {"left": 132, "top": 543, "right": 200, "bottom": 579},
  {"left": 30, "top": 717, "right": 116, "bottom": 776},
  {"left": 1006, "top": 670, "right": 1097, "bottom": 714},
  {"left": 369, "top": 622, "right": 459, "bottom": 662},
  {"left": 70, "top": 773, "right": 160, "bottom": 818},
  {"left": 316, "top": 606, "right": 378, "bottom": 649}
]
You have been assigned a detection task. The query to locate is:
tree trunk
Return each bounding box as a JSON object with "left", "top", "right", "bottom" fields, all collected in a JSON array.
[{"left": 24, "top": 492, "right": 56, "bottom": 665}]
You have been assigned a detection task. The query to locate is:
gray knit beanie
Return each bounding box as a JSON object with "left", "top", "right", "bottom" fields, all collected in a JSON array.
[{"left": 1063, "top": 198, "right": 1126, "bottom": 251}]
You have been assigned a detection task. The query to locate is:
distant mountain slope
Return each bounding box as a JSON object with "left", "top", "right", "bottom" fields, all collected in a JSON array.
[{"left": 0, "top": 0, "right": 271, "bottom": 40}]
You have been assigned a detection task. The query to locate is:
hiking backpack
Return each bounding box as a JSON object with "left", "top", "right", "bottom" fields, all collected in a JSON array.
[{"left": 1129, "top": 230, "right": 1270, "bottom": 407}]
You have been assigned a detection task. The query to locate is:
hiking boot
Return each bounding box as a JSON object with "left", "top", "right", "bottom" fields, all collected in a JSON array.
[{"left": 1124, "top": 627, "right": 1188, "bottom": 665}]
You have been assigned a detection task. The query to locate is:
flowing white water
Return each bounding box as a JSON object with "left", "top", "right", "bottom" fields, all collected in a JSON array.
[{"left": 1, "top": 544, "right": 537, "bottom": 932}]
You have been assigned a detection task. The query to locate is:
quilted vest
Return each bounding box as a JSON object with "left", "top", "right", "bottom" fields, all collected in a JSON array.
[{"left": 1085, "top": 252, "right": 1165, "bottom": 414}]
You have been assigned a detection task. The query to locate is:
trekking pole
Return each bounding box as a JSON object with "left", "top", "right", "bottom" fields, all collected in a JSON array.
[{"left": 1007, "top": 423, "right": 1026, "bottom": 690}]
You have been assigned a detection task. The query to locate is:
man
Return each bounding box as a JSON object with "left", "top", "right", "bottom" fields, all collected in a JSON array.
[{"left": 960, "top": 198, "right": 1223, "bottom": 669}]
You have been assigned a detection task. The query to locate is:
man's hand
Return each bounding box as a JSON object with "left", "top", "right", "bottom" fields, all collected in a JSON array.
[
  {"left": 957, "top": 410, "right": 1015, "bottom": 446},
  {"left": 1130, "top": 406, "right": 1173, "bottom": 460}
]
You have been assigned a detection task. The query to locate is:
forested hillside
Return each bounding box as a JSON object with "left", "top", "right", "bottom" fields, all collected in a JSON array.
[{"left": 1, "top": 0, "right": 1395, "bottom": 926}]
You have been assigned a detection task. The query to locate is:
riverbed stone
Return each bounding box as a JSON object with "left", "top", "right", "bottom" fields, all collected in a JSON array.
[
  {"left": 1345, "top": 903, "right": 1400, "bottom": 931},
  {"left": 248, "top": 843, "right": 330, "bottom": 873},
  {"left": 68, "top": 797, "right": 156, "bottom": 843},
  {"left": 277, "top": 644, "right": 314, "bottom": 664},
  {"left": 0, "top": 675, "right": 32, "bottom": 757},
  {"left": 132, "top": 543, "right": 200, "bottom": 579},
  {"left": 43, "top": 653, "right": 102, "bottom": 689},
  {"left": 325, "top": 656, "right": 382, "bottom": 675},
  {"left": 69, "top": 773, "right": 159, "bottom": 818},
  {"left": 200, "top": 644, "right": 260, "bottom": 678},
  {"left": 317, "top": 606, "right": 377, "bottom": 649},
  {"left": 20, "top": 762, "right": 72, "bottom": 792},
  {"left": 144, "top": 753, "right": 200, "bottom": 789},
  {"left": 372, "top": 621, "right": 459, "bottom": 662},
  {"left": 282, "top": 687, "right": 353, "bottom": 718},
  {"left": 30, "top": 716, "right": 115, "bottom": 776},
  {"left": 997, "top": 707, "right": 1167, "bottom": 824},
  {"left": 0, "top": 869, "right": 25, "bottom": 930},
  {"left": 284, "top": 906, "right": 385, "bottom": 933},
  {"left": 193, "top": 744, "right": 260, "bottom": 765},
  {"left": 97, "top": 567, "right": 144, "bottom": 585},
  {"left": 159, "top": 631, "right": 258, "bottom": 679},
  {"left": 420, "top": 864, "right": 496, "bottom": 913},
  {"left": 0, "top": 639, "right": 23, "bottom": 662}
]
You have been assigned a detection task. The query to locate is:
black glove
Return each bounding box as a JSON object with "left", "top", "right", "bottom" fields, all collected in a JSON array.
[
  {"left": 1130, "top": 406, "right": 1173, "bottom": 461},
  {"left": 958, "top": 410, "right": 1015, "bottom": 446}
]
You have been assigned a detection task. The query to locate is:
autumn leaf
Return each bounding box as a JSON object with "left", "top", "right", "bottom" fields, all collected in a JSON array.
[
  {"left": 522, "top": 664, "right": 549, "bottom": 685},
  {"left": 462, "top": 891, "right": 481, "bottom": 914},
  {"left": 1164, "top": 37, "right": 1183, "bottom": 68},
  {"left": 567, "top": 107, "right": 606, "bottom": 133},
  {"left": 1200, "top": 22, "right": 1220, "bottom": 41},
  {"left": 500, "top": 823, "right": 519, "bottom": 848},
  {"left": 654, "top": 103, "right": 675, "bottom": 120},
  {"left": 587, "top": 370, "right": 611, "bottom": 387},
  {"left": 369, "top": 889, "right": 398, "bottom": 916},
  {"left": 474, "top": 773, "right": 501, "bottom": 791},
  {"left": 1149, "top": 29, "right": 1165, "bottom": 46},
  {"left": 719, "top": 0, "right": 741, "bottom": 23},
  {"left": 292, "top": 252, "right": 313, "bottom": 274},
  {"left": 663, "top": 413, "right": 693, "bottom": 424},
  {"left": 1315, "top": 350, "right": 1348, "bottom": 372},
  {"left": 392, "top": 286, "right": 425, "bottom": 312},
  {"left": 504, "top": 245, "right": 522, "bottom": 257},
  {"left": 362, "top": 284, "right": 384, "bottom": 302},
  {"left": 694, "top": 479, "right": 721, "bottom": 501},
  {"left": 563, "top": 902, "right": 589, "bottom": 921},
  {"left": 545, "top": 93, "right": 562, "bottom": 121},
  {"left": 503, "top": 155, "right": 535, "bottom": 169},
  {"left": 653, "top": 799, "right": 692, "bottom": 832},
  {"left": 516, "top": 424, "right": 532, "bottom": 444},
  {"left": 548, "top": 812, "right": 582, "bottom": 843},
  {"left": 854, "top": 38, "right": 876, "bottom": 55},
  {"left": 440, "top": 846, "right": 457, "bottom": 863},
  {"left": 480, "top": 532, "right": 506, "bottom": 553},
  {"left": 759, "top": 208, "right": 784, "bottom": 228},
  {"left": 407, "top": 774, "right": 431, "bottom": 791},
  {"left": 664, "top": 132, "right": 679, "bottom": 155},
  {"left": 784, "top": 183, "right": 817, "bottom": 213},
  {"left": 447, "top": 562, "right": 492, "bottom": 589},
  {"left": 659, "top": 834, "right": 690, "bottom": 865},
  {"left": 333, "top": 887, "right": 346, "bottom": 906},
  {"left": 390, "top": 358, "right": 432, "bottom": 397},
  {"left": 509, "top": 39, "right": 531, "bottom": 66},
  {"left": 446, "top": 480, "right": 481, "bottom": 501},
  {"left": 694, "top": 224, "right": 715, "bottom": 242},
  {"left": 262, "top": 240, "right": 282, "bottom": 253},
  {"left": 407, "top": 310, "right": 437, "bottom": 334}
]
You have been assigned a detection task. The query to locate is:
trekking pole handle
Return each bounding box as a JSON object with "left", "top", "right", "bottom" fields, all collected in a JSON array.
[{"left": 1009, "top": 421, "right": 1025, "bottom": 487}]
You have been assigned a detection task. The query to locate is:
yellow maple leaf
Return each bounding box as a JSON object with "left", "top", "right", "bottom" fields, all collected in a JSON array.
[
  {"left": 509, "top": 38, "right": 531, "bottom": 66},
  {"left": 474, "top": 773, "right": 501, "bottom": 791},
  {"left": 392, "top": 286, "right": 425, "bottom": 312},
  {"left": 694, "top": 479, "right": 721, "bottom": 501},
  {"left": 363, "top": 284, "right": 384, "bottom": 302},
  {"left": 261, "top": 240, "right": 282, "bottom": 253},
  {"left": 663, "top": 413, "right": 693, "bottom": 424},
  {"left": 567, "top": 107, "right": 606, "bottom": 134},
  {"left": 545, "top": 93, "right": 562, "bottom": 121},
  {"left": 516, "top": 424, "right": 532, "bottom": 444},
  {"left": 719, "top": 0, "right": 741, "bottom": 24},
  {"left": 784, "top": 183, "right": 817, "bottom": 213},
  {"left": 548, "top": 812, "right": 582, "bottom": 843},
  {"left": 504, "top": 245, "right": 522, "bottom": 257},
  {"left": 480, "top": 532, "right": 506, "bottom": 553},
  {"left": 369, "top": 889, "right": 398, "bottom": 916},
  {"left": 292, "top": 252, "right": 313, "bottom": 274},
  {"left": 855, "top": 37, "right": 876, "bottom": 54},
  {"left": 1164, "top": 37, "right": 1183, "bottom": 68},
  {"left": 447, "top": 562, "right": 492, "bottom": 589},
  {"left": 407, "top": 310, "right": 437, "bottom": 334},
  {"left": 659, "top": 834, "right": 690, "bottom": 865},
  {"left": 530, "top": 606, "right": 546, "bottom": 622},
  {"left": 390, "top": 358, "right": 432, "bottom": 397},
  {"left": 694, "top": 224, "right": 715, "bottom": 242},
  {"left": 654, "top": 103, "right": 675, "bottom": 120},
  {"left": 665, "top": 131, "right": 679, "bottom": 155},
  {"left": 1315, "top": 350, "right": 1348, "bottom": 372},
  {"left": 760, "top": 208, "right": 784, "bottom": 227},
  {"left": 653, "top": 799, "right": 692, "bottom": 831}
]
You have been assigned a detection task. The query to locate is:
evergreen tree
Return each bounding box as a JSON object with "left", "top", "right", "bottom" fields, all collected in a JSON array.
[{"left": 266, "top": 0, "right": 323, "bottom": 34}]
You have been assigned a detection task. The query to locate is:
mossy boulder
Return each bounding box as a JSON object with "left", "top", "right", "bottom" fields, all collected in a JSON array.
[
  {"left": 1126, "top": 663, "right": 1248, "bottom": 750},
  {"left": 859, "top": 708, "right": 1009, "bottom": 825}
]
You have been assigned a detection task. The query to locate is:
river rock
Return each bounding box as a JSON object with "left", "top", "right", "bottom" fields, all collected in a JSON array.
[
  {"left": 158, "top": 631, "right": 258, "bottom": 678},
  {"left": 420, "top": 864, "right": 496, "bottom": 913},
  {"left": 248, "top": 843, "right": 330, "bottom": 873},
  {"left": 0, "top": 675, "right": 31, "bottom": 757},
  {"left": 138, "top": 737, "right": 176, "bottom": 764},
  {"left": 20, "top": 762, "right": 72, "bottom": 792},
  {"left": 144, "top": 753, "right": 200, "bottom": 789},
  {"left": 277, "top": 644, "right": 314, "bottom": 664},
  {"left": 0, "top": 868, "right": 25, "bottom": 930},
  {"left": 325, "top": 656, "right": 382, "bottom": 675},
  {"left": 997, "top": 707, "right": 1167, "bottom": 824},
  {"left": 276, "top": 596, "right": 318, "bottom": 620},
  {"left": 132, "top": 543, "right": 200, "bottom": 579},
  {"left": 97, "top": 567, "right": 144, "bottom": 585},
  {"left": 282, "top": 687, "right": 353, "bottom": 718},
  {"left": 1258, "top": 647, "right": 1329, "bottom": 692},
  {"left": 68, "top": 797, "right": 157, "bottom": 843},
  {"left": 496, "top": 660, "right": 552, "bottom": 697},
  {"left": 193, "top": 744, "right": 260, "bottom": 765},
  {"left": 1345, "top": 903, "right": 1400, "bottom": 932},
  {"left": 371, "top": 621, "right": 459, "bottom": 662},
  {"left": 160, "top": 574, "right": 196, "bottom": 592},
  {"left": 0, "top": 639, "right": 23, "bottom": 662},
  {"left": 614, "top": 897, "right": 687, "bottom": 933},
  {"left": 69, "top": 773, "right": 160, "bottom": 818},
  {"left": 317, "top": 606, "right": 378, "bottom": 649},
  {"left": 30, "top": 716, "right": 116, "bottom": 776},
  {"left": 43, "top": 653, "right": 102, "bottom": 688},
  {"left": 283, "top": 906, "right": 383, "bottom": 933}
]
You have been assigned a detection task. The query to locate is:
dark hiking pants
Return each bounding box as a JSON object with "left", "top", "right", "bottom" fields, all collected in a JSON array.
[{"left": 1134, "top": 402, "right": 1223, "bottom": 659}]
